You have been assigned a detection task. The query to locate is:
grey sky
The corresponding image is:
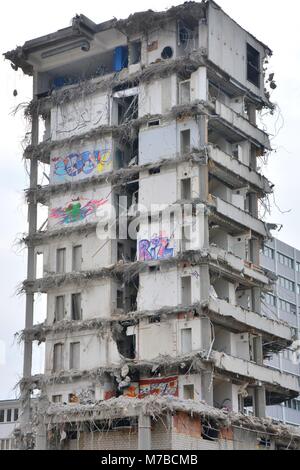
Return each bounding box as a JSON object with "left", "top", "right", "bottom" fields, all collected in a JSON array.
[{"left": 0, "top": 0, "right": 299, "bottom": 399}]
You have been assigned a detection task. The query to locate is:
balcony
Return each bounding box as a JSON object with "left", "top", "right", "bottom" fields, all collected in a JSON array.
[
  {"left": 209, "top": 196, "right": 270, "bottom": 238},
  {"left": 210, "top": 100, "right": 271, "bottom": 150},
  {"left": 211, "top": 350, "right": 300, "bottom": 399},
  {"left": 208, "top": 297, "right": 293, "bottom": 351},
  {"left": 208, "top": 146, "right": 272, "bottom": 195}
]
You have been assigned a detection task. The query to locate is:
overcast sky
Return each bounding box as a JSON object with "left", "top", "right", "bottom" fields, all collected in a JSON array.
[{"left": 0, "top": 0, "right": 299, "bottom": 399}]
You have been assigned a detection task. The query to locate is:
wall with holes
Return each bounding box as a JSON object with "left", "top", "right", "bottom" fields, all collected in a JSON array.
[
  {"left": 138, "top": 75, "right": 177, "bottom": 118},
  {"left": 35, "top": 232, "right": 114, "bottom": 276},
  {"left": 46, "top": 278, "right": 115, "bottom": 324},
  {"left": 137, "top": 265, "right": 202, "bottom": 311},
  {"left": 134, "top": 315, "right": 203, "bottom": 360},
  {"left": 139, "top": 117, "right": 202, "bottom": 165},
  {"left": 44, "top": 329, "right": 120, "bottom": 374}
]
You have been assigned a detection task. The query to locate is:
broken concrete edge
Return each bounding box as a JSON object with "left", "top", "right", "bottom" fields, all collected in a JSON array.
[
  {"left": 25, "top": 146, "right": 272, "bottom": 205},
  {"left": 24, "top": 151, "right": 206, "bottom": 204},
  {"left": 23, "top": 101, "right": 213, "bottom": 162},
  {"left": 18, "top": 298, "right": 293, "bottom": 350},
  {"left": 37, "top": 395, "right": 300, "bottom": 443},
  {"left": 21, "top": 196, "right": 271, "bottom": 250},
  {"left": 21, "top": 47, "right": 273, "bottom": 122},
  {"left": 18, "top": 350, "right": 299, "bottom": 434},
  {"left": 20, "top": 249, "right": 271, "bottom": 295}
]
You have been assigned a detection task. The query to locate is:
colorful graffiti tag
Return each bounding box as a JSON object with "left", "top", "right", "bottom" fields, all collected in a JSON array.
[
  {"left": 52, "top": 149, "right": 111, "bottom": 179},
  {"left": 123, "top": 377, "right": 178, "bottom": 399},
  {"left": 50, "top": 197, "right": 107, "bottom": 225},
  {"left": 138, "top": 233, "right": 175, "bottom": 261}
]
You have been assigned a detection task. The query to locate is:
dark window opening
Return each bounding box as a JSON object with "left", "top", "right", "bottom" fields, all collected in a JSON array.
[
  {"left": 115, "top": 148, "right": 125, "bottom": 169},
  {"left": 148, "top": 120, "right": 160, "bottom": 127},
  {"left": 117, "top": 243, "right": 125, "bottom": 262},
  {"left": 247, "top": 44, "right": 260, "bottom": 88},
  {"left": 14, "top": 409, "right": 19, "bottom": 422},
  {"left": 130, "top": 248, "right": 136, "bottom": 262},
  {"left": 181, "top": 129, "right": 191, "bottom": 154},
  {"left": 117, "top": 290, "right": 124, "bottom": 309},
  {"left": 117, "top": 95, "right": 138, "bottom": 125},
  {"left": 117, "top": 333, "right": 136, "bottom": 359},
  {"left": 0, "top": 410, "right": 4, "bottom": 422},
  {"left": 71, "top": 293, "right": 82, "bottom": 321},
  {"left": 181, "top": 178, "right": 191, "bottom": 200},
  {"left": 161, "top": 46, "right": 173, "bottom": 59},
  {"left": 149, "top": 315, "right": 161, "bottom": 324},
  {"left": 129, "top": 41, "right": 141, "bottom": 65},
  {"left": 6, "top": 409, "right": 12, "bottom": 423},
  {"left": 202, "top": 423, "right": 219, "bottom": 441},
  {"left": 149, "top": 167, "right": 161, "bottom": 175}
]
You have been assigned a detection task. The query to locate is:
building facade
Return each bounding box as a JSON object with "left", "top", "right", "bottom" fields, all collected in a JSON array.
[
  {"left": 5, "top": 1, "right": 300, "bottom": 450},
  {"left": 0, "top": 400, "right": 20, "bottom": 450},
  {"left": 261, "top": 239, "right": 300, "bottom": 426}
]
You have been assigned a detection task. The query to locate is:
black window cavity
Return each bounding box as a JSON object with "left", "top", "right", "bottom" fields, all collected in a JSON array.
[{"left": 247, "top": 44, "right": 260, "bottom": 88}]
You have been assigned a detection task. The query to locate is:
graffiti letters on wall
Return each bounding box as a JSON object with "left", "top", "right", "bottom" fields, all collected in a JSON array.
[
  {"left": 52, "top": 149, "right": 111, "bottom": 180},
  {"left": 139, "top": 377, "right": 178, "bottom": 398},
  {"left": 123, "top": 377, "right": 178, "bottom": 399},
  {"left": 50, "top": 197, "right": 107, "bottom": 225},
  {"left": 138, "top": 233, "right": 175, "bottom": 261}
]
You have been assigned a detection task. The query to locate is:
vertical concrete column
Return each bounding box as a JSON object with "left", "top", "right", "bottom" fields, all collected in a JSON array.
[
  {"left": 253, "top": 335, "right": 264, "bottom": 366},
  {"left": 201, "top": 369, "right": 214, "bottom": 406},
  {"left": 20, "top": 106, "right": 39, "bottom": 448},
  {"left": 138, "top": 413, "right": 151, "bottom": 450},
  {"left": 254, "top": 386, "right": 266, "bottom": 419}
]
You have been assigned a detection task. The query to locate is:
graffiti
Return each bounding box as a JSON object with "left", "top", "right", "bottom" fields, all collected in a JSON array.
[
  {"left": 52, "top": 149, "right": 111, "bottom": 179},
  {"left": 138, "top": 233, "right": 175, "bottom": 261},
  {"left": 50, "top": 197, "right": 107, "bottom": 225},
  {"left": 139, "top": 377, "right": 178, "bottom": 399},
  {"left": 122, "top": 378, "right": 178, "bottom": 399}
]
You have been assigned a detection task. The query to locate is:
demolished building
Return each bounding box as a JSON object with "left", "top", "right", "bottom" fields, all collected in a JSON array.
[{"left": 5, "top": 0, "right": 300, "bottom": 450}]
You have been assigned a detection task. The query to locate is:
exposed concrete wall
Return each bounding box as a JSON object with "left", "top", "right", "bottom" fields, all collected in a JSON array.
[{"left": 51, "top": 90, "right": 110, "bottom": 141}]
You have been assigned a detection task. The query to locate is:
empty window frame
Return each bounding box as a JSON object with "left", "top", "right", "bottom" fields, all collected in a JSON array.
[
  {"left": 278, "top": 276, "right": 295, "bottom": 293},
  {"left": 129, "top": 41, "right": 141, "bottom": 65},
  {"left": 179, "top": 80, "right": 191, "bottom": 105},
  {"left": 263, "top": 245, "right": 274, "bottom": 259},
  {"left": 53, "top": 343, "right": 64, "bottom": 372},
  {"left": 181, "top": 328, "right": 192, "bottom": 354},
  {"left": 181, "top": 178, "right": 191, "bottom": 200},
  {"left": 55, "top": 295, "right": 65, "bottom": 322},
  {"left": 6, "top": 409, "right": 11, "bottom": 423},
  {"left": 296, "top": 262, "right": 300, "bottom": 273},
  {"left": 56, "top": 248, "right": 66, "bottom": 274},
  {"left": 52, "top": 395, "right": 62, "bottom": 404},
  {"left": 148, "top": 119, "right": 160, "bottom": 127},
  {"left": 183, "top": 384, "right": 194, "bottom": 400},
  {"left": 117, "top": 290, "right": 124, "bottom": 309},
  {"left": 69, "top": 342, "right": 80, "bottom": 370},
  {"left": 0, "top": 410, "right": 4, "bottom": 422},
  {"left": 180, "top": 129, "right": 191, "bottom": 154},
  {"left": 278, "top": 252, "right": 294, "bottom": 270},
  {"left": 71, "top": 293, "right": 82, "bottom": 320},
  {"left": 247, "top": 43, "right": 260, "bottom": 88},
  {"left": 13, "top": 409, "right": 18, "bottom": 422},
  {"left": 72, "top": 245, "right": 82, "bottom": 272},
  {"left": 181, "top": 276, "right": 192, "bottom": 305}
]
